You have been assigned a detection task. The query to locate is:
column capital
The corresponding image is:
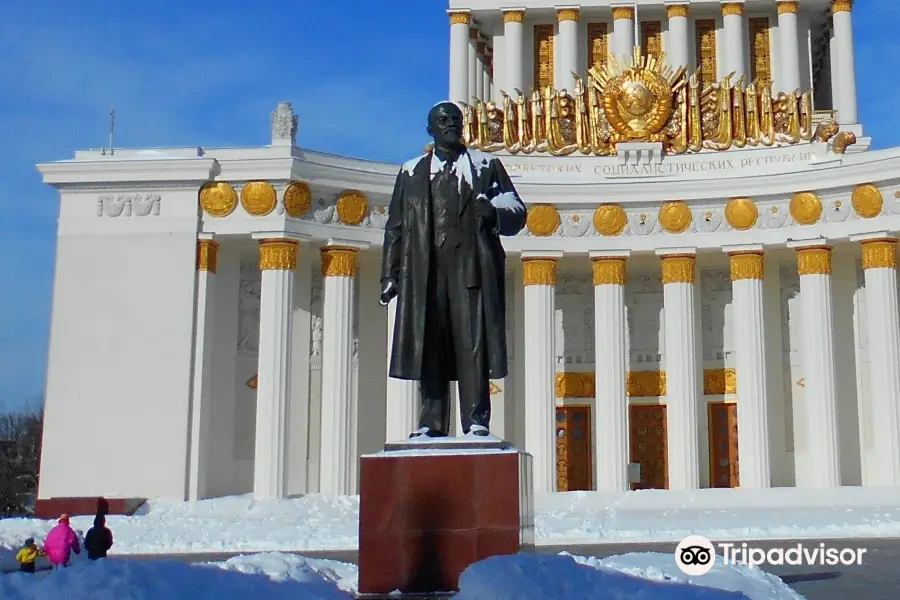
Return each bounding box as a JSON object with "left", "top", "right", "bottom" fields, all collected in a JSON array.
[
  {"left": 850, "top": 231, "right": 893, "bottom": 243},
  {"left": 556, "top": 6, "right": 580, "bottom": 22},
  {"left": 860, "top": 238, "right": 898, "bottom": 270},
  {"left": 729, "top": 251, "right": 764, "bottom": 281},
  {"left": 469, "top": 26, "right": 479, "bottom": 40},
  {"left": 320, "top": 245, "right": 359, "bottom": 277},
  {"left": 591, "top": 256, "right": 627, "bottom": 286},
  {"left": 655, "top": 247, "right": 697, "bottom": 257},
  {"left": 502, "top": 8, "right": 526, "bottom": 23},
  {"left": 660, "top": 254, "right": 696, "bottom": 284},
  {"left": 785, "top": 237, "right": 829, "bottom": 249},
  {"left": 522, "top": 255, "right": 559, "bottom": 286},
  {"left": 777, "top": 0, "right": 800, "bottom": 14},
  {"left": 795, "top": 245, "right": 832, "bottom": 276},
  {"left": 259, "top": 238, "right": 298, "bottom": 271},
  {"left": 721, "top": 1, "right": 745, "bottom": 17},
  {"left": 665, "top": 3, "right": 690, "bottom": 18},
  {"left": 448, "top": 9, "right": 472, "bottom": 25},
  {"left": 722, "top": 243, "right": 765, "bottom": 254},
  {"left": 611, "top": 5, "right": 635, "bottom": 21},
  {"left": 831, "top": 0, "right": 852, "bottom": 13},
  {"left": 477, "top": 40, "right": 487, "bottom": 53},
  {"left": 196, "top": 239, "right": 219, "bottom": 273}
]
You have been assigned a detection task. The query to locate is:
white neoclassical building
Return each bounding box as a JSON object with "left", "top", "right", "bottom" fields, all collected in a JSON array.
[{"left": 35, "top": 0, "right": 900, "bottom": 504}]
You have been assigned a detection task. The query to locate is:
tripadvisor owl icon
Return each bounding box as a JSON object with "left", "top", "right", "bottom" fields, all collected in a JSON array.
[{"left": 675, "top": 535, "right": 716, "bottom": 576}]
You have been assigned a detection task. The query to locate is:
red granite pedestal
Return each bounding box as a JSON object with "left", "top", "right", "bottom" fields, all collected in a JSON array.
[
  {"left": 34, "top": 496, "right": 146, "bottom": 519},
  {"left": 357, "top": 439, "right": 534, "bottom": 598}
]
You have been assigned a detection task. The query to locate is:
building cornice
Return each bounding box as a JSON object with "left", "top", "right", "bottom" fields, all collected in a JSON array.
[{"left": 37, "top": 157, "right": 218, "bottom": 188}]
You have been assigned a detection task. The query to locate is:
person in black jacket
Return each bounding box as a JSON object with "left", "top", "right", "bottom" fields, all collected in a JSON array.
[{"left": 84, "top": 514, "right": 113, "bottom": 559}]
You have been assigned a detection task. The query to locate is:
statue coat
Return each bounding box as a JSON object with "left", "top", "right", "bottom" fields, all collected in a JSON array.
[{"left": 381, "top": 148, "right": 527, "bottom": 381}]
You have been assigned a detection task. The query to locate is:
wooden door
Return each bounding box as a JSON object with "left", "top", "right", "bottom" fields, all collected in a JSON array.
[
  {"left": 555, "top": 405, "right": 592, "bottom": 491},
  {"left": 629, "top": 404, "right": 668, "bottom": 490},
  {"left": 708, "top": 402, "right": 740, "bottom": 487}
]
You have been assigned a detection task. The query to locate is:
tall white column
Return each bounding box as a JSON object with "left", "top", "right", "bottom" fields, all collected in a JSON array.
[
  {"left": 665, "top": 3, "right": 690, "bottom": 70},
  {"left": 829, "top": 23, "right": 840, "bottom": 115},
  {"left": 476, "top": 40, "right": 486, "bottom": 101},
  {"left": 591, "top": 254, "right": 629, "bottom": 492},
  {"left": 318, "top": 245, "right": 359, "bottom": 496},
  {"left": 468, "top": 25, "right": 480, "bottom": 104},
  {"left": 659, "top": 252, "right": 702, "bottom": 490},
  {"left": 859, "top": 237, "right": 900, "bottom": 485},
  {"left": 503, "top": 9, "right": 526, "bottom": 96},
  {"left": 188, "top": 237, "right": 218, "bottom": 501},
  {"left": 448, "top": 10, "right": 471, "bottom": 105},
  {"left": 482, "top": 48, "right": 491, "bottom": 101},
  {"left": 522, "top": 254, "right": 560, "bottom": 494},
  {"left": 611, "top": 5, "right": 635, "bottom": 63},
  {"left": 253, "top": 238, "right": 298, "bottom": 500},
  {"left": 831, "top": 0, "right": 858, "bottom": 124},
  {"left": 792, "top": 244, "right": 841, "bottom": 487},
  {"left": 726, "top": 248, "right": 771, "bottom": 488},
  {"left": 721, "top": 2, "right": 747, "bottom": 85},
  {"left": 385, "top": 296, "right": 420, "bottom": 442},
  {"left": 777, "top": 1, "right": 801, "bottom": 93},
  {"left": 555, "top": 7, "right": 580, "bottom": 92}
]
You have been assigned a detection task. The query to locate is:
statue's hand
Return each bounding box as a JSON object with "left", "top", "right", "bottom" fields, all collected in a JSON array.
[
  {"left": 475, "top": 195, "right": 498, "bottom": 228},
  {"left": 379, "top": 278, "right": 398, "bottom": 306}
]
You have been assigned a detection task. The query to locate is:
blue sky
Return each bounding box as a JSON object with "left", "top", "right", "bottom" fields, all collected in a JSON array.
[{"left": 0, "top": 1, "right": 896, "bottom": 411}]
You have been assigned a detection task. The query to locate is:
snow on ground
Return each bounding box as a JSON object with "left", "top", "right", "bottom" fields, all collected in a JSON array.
[
  {"left": 0, "top": 551, "right": 803, "bottom": 600},
  {"left": 2, "top": 486, "right": 899, "bottom": 570}
]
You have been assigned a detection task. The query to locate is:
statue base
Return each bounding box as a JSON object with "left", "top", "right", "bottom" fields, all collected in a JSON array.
[{"left": 356, "top": 438, "right": 534, "bottom": 597}]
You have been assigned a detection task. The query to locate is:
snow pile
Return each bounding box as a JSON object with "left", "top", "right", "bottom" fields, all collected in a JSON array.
[
  {"left": 0, "top": 551, "right": 805, "bottom": 600},
  {"left": 537, "top": 487, "right": 900, "bottom": 544},
  {"left": 0, "top": 494, "right": 358, "bottom": 568},
  {"left": 572, "top": 552, "right": 804, "bottom": 600},
  {"left": 0, "top": 555, "right": 350, "bottom": 600},
  {"left": 3, "top": 486, "right": 900, "bottom": 565}
]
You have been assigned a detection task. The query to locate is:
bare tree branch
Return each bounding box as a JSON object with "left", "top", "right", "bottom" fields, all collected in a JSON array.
[{"left": 0, "top": 399, "right": 44, "bottom": 517}]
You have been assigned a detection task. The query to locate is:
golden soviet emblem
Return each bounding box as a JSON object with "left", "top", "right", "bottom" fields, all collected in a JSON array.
[{"left": 589, "top": 48, "right": 685, "bottom": 142}]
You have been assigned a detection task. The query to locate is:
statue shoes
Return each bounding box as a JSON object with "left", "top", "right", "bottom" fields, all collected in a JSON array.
[
  {"left": 409, "top": 426, "right": 447, "bottom": 438},
  {"left": 469, "top": 424, "right": 490, "bottom": 436}
]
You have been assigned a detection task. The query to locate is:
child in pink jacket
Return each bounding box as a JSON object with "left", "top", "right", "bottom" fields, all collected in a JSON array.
[{"left": 43, "top": 514, "right": 81, "bottom": 568}]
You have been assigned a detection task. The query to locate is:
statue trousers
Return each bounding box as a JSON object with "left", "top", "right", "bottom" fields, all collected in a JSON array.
[{"left": 419, "top": 245, "right": 491, "bottom": 435}]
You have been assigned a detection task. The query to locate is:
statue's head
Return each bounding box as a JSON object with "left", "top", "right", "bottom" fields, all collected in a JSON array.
[{"left": 427, "top": 102, "right": 464, "bottom": 149}]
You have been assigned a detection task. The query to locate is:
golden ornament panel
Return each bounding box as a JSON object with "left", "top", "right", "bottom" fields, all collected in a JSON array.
[
  {"left": 860, "top": 239, "right": 898, "bottom": 270},
  {"left": 724, "top": 197, "right": 758, "bottom": 230},
  {"left": 789, "top": 192, "right": 822, "bottom": 225},
  {"left": 658, "top": 201, "right": 692, "bottom": 233},
  {"left": 555, "top": 369, "right": 736, "bottom": 398},
  {"left": 796, "top": 246, "right": 831, "bottom": 275},
  {"left": 526, "top": 203, "right": 561, "bottom": 236},
  {"left": 199, "top": 182, "right": 237, "bottom": 218},
  {"left": 592, "top": 257, "right": 627, "bottom": 285},
  {"left": 240, "top": 181, "right": 277, "bottom": 216},
  {"left": 461, "top": 46, "right": 814, "bottom": 156},
  {"left": 259, "top": 239, "right": 298, "bottom": 271},
  {"left": 449, "top": 11, "right": 470, "bottom": 25},
  {"left": 321, "top": 245, "right": 359, "bottom": 277},
  {"left": 196, "top": 240, "right": 219, "bottom": 273},
  {"left": 336, "top": 190, "right": 369, "bottom": 225},
  {"left": 284, "top": 181, "right": 312, "bottom": 218},
  {"left": 851, "top": 184, "right": 883, "bottom": 218},
  {"left": 593, "top": 203, "right": 627, "bottom": 236},
  {"left": 729, "top": 252, "right": 764, "bottom": 281},
  {"left": 661, "top": 254, "right": 695, "bottom": 284},
  {"left": 522, "top": 258, "right": 557, "bottom": 285}
]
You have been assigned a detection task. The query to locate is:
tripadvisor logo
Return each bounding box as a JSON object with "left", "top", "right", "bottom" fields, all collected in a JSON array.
[{"left": 675, "top": 535, "right": 867, "bottom": 575}]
